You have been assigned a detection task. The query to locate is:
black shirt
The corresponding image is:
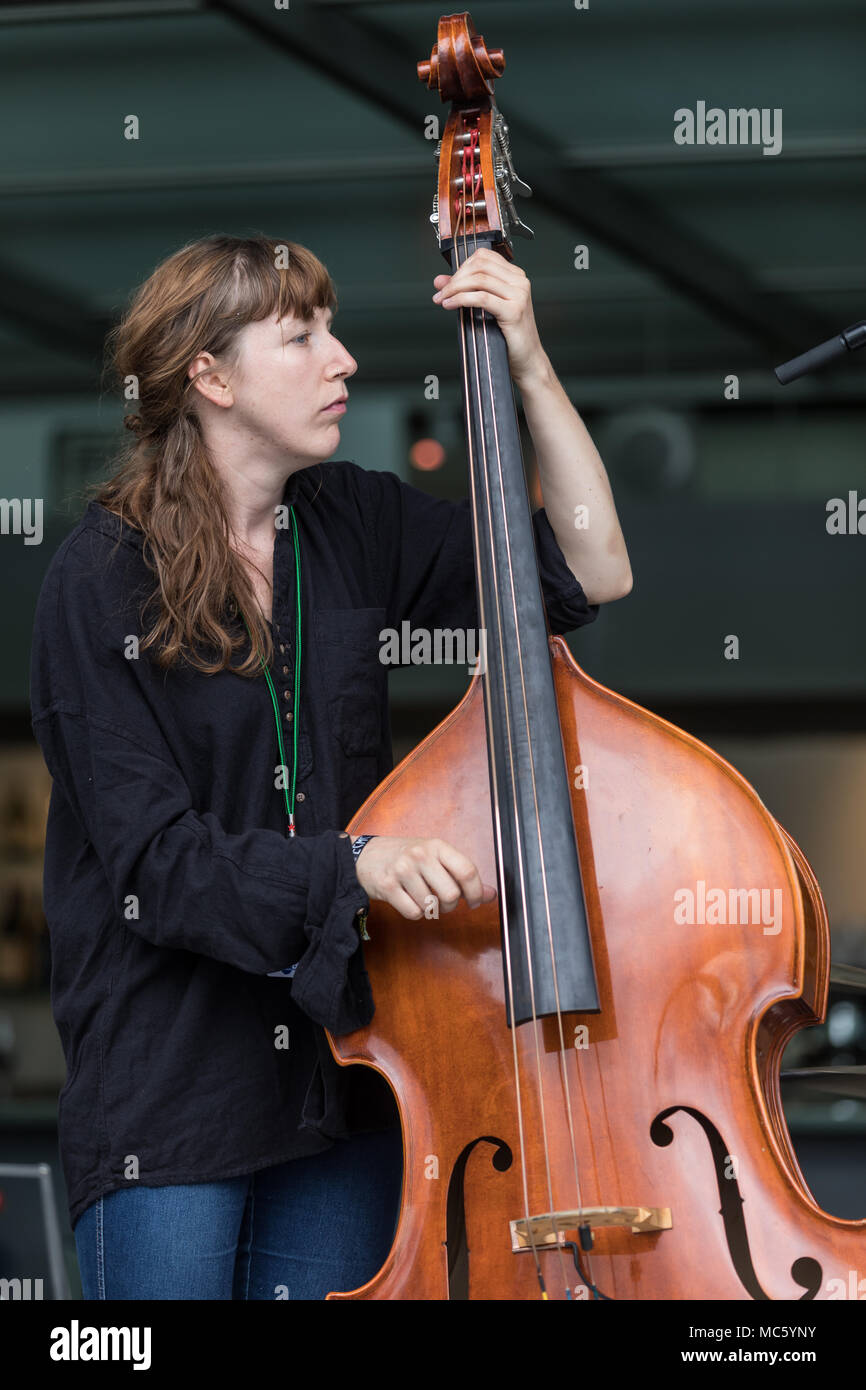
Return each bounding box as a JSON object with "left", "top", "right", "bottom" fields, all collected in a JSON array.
[{"left": 29, "top": 459, "right": 599, "bottom": 1229}]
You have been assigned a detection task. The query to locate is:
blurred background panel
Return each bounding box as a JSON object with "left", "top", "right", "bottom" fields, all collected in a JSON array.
[{"left": 0, "top": 0, "right": 864, "bottom": 1294}]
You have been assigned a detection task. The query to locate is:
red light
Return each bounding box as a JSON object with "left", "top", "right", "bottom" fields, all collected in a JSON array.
[{"left": 409, "top": 438, "right": 446, "bottom": 471}]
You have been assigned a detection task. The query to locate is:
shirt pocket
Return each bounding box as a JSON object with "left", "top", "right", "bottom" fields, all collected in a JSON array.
[{"left": 314, "top": 607, "right": 386, "bottom": 759}]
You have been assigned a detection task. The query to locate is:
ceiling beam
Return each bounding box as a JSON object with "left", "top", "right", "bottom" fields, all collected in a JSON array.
[
  {"left": 0, "top": 0, "right": 201, "bottom": 22},
  {"left": 210, "top": 0, "right": 835, "bottom": 356},
  {"left": 3, "top": 133, "right": 862, "bottom": 199}
]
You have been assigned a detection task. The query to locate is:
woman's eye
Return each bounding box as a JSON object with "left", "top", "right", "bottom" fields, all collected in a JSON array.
[{"left": 293, "top": 332, "right": 311, "bottom": 345}]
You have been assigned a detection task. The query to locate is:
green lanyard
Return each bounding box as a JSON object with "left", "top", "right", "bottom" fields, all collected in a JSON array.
[
  {"left": 238, "top": 505, "right": 370, "bottom": 941},
  {"left": 241, "top": 505, "right": 302, "bottom": 837}
]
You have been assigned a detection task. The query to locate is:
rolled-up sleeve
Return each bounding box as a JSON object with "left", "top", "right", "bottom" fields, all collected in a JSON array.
[{"left": 353, "top": 466, "right": 600, "bottom": 638}]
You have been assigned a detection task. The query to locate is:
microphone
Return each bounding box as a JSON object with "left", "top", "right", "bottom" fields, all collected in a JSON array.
[{"left": 775, "top": 319, "right": 866, "bottom": 383}]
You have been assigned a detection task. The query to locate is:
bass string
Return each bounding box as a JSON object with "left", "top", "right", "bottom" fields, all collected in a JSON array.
[
  {"left": 455, "top": 121, "right": 592, "bottom": 1299},
  {"left": 464, "top": 119, "right": 597, "bottom": 1297},
  {"left": 452, "top": 145, "right": 544, "bottom": 1291},
  {"left": 458, "top": 258, "right": 571, "bottom": 1303},
  {"left": 460, "top": 242, "right": 578, "bottom": 1304},
  {"left": 469, "top": 168, "right": 597, "bottom": 1294},
  {"left": 457, "top": 150, "right": 568, "bottom": 1302}
]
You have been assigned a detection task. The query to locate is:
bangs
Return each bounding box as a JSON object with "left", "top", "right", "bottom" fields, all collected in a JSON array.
[{"left": 223, "top": 238, "right": 337, "bottom": 331}]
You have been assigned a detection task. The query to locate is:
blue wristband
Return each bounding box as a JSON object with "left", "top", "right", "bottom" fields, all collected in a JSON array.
[
  {"left": 351, "top": 836, "right": 374, "bottom": 940},
  {"left": 351, "top": 834, "right": 375, "bottom": 863}
]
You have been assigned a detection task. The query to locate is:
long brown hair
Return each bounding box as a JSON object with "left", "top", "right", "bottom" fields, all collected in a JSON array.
[{"left": 88, "top": 233, "right": 337, "bottom": 676}]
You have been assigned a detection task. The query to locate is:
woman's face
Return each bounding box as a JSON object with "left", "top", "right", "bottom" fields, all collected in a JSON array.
[{"left": 197, "top": 305, "right": 358, "bottom": 462}]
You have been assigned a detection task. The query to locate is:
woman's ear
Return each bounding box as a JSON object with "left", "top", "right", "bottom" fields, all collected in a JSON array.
[{"left": 187, "top": 351, "right": 235, "bottom": 410}]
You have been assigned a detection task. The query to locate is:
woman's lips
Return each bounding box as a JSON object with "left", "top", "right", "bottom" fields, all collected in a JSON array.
[{"left": 321, "top": 401, "right": 347, "bottom": 415}]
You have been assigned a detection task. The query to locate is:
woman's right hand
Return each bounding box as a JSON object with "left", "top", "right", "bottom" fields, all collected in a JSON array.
[{"left": 352, "top": 835, "right": 497, "bottom": 921}]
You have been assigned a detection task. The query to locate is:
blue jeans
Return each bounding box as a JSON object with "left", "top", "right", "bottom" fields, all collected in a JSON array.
[{"left": 73, "top": 1127, "right": 403, "bottom": 1300}]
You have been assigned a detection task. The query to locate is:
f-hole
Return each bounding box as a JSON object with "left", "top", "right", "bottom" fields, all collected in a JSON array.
[
  {"left": 651, "top": 1105, "right": 823, "bottom": 1300},
  {"left": 446, "top": 1135, "right": 513, "bottom": 1300}
]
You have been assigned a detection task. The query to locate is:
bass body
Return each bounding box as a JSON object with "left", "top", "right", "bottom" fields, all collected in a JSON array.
[{"left": 329, "top": 642, "right": 865, "bottom": 1301}]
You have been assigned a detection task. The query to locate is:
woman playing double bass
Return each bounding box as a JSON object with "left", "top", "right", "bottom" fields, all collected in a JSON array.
[{"left": 29, "top": 231, "right": 630, "bottom": 1300}]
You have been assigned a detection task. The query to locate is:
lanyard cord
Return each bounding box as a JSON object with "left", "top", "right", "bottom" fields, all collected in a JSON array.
[
  {"left": 241, "top": 505, "right": 302, "bottom": 837},
  {"left": 238, "top": 504, "right": 369, "bottom": 941}
]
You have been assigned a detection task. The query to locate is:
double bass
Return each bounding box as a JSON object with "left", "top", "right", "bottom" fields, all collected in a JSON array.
[{"left": 327, "top": 12, "right": 866, "bottom": 1300}]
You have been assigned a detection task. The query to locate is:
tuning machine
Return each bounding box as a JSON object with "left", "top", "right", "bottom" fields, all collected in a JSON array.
[{"left": 492, "top": 106, "right": 533, "bottom": 242}]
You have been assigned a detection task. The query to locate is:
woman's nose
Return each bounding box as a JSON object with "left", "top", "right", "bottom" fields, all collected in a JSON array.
[
  {"left": 337, "top": 348, "right": 358, "bottom": 378},
  {"left": 329, "top": 336, "right": 357, "bottom": 378}
]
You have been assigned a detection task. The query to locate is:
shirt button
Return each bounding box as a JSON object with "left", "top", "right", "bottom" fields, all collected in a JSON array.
[
  {"left": 283, "top": 689, "right": 292, "bottom": 700},
  {"left": 279, "top": 645, "right": 285, "bottom": 654},
  {"left": 285, "top": 712, "right": 293, "bottom": 722},
  {"left": 282, "top": 666, "right": 290, "bottom": 675},
  {"left": 296, "top": 792, "right": 305, "bottom": 802}
]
